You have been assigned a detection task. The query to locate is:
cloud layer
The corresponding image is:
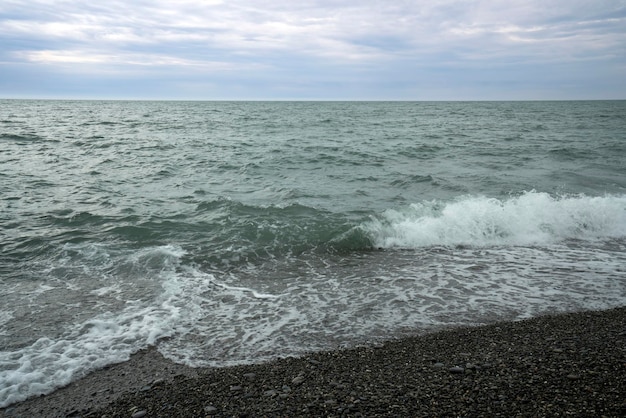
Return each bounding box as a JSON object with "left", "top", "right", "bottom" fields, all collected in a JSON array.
[{"left": 1, "top": 0, "right": 625, "bottom": 99}]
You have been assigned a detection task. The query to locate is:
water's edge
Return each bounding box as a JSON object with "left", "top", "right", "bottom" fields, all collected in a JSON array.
[{"left": 2, "top": 305, "right": 625, "bottom": 416}]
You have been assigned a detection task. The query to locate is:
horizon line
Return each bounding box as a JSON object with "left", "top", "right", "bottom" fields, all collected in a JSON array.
[{"left": 2, "top": 97, "right": 625, "bottom": 102}]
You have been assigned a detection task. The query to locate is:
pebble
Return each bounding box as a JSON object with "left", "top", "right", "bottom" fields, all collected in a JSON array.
[
  {"left": 243, "top": 372, "right": 256, "bottom": 380},
  {"left": 329, "top": 381, "right": 346, "bottom": 389},
  {"left": 264, "top": 389, "right": 278, "bottom": 397},
  {"left": 230, "top": 385, "right": 243, "bottom": 392},
  {"left": 204, "top": 405, "right": 218, "bottom": 413},
  {"left": 292, "top": 375, "right": 305, "bottom": 385},
  {"left": 433, "top": 362, "right": 445, "bottom": 368},
  {"left": 131, "top": 411, "right": 147, "bottom": 418},
  {"left": 449, "top": 366, "right": 465, "bottom": 374}
]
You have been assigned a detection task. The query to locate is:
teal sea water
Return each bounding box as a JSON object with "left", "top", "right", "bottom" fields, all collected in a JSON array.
[{"left": 1, "top": 100, "right": 625, "bottom": 406}]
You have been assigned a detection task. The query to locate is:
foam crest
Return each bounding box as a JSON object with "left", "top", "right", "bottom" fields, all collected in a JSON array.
[
  {"left": 364, "top": 192, "right": 626, "bottom": 248},
  {"left": 213, "top": 282, "right": 280, "bottom": 299}
]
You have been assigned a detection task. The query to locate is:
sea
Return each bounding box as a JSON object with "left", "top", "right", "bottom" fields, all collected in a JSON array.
[{"left": 1, "top": 100, "right": 625, "bottom": 407}]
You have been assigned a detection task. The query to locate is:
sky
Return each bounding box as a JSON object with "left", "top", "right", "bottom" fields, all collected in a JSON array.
[{"left": 0, "top": 0, "right": 625, "bottom": 100}]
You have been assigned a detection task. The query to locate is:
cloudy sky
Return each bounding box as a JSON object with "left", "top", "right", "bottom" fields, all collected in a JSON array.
[{"left": 1, "top": 0, "right": 625, "bottom": 100}]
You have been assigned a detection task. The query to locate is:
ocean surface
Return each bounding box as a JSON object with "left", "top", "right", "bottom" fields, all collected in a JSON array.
[{"left": 1, "top": 100, "right": 625, "bottom": 406}]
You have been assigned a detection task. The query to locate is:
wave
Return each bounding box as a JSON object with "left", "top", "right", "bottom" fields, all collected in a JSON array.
[
  {"left": 0, "top": 133, "right": 46, "bottom": 142},
  {"left": 11, "top": 193, "right": 625, "bottom": 275},
  {"left": 363, "top": 192, "right": 626, "bottom": 248},
  {"left": 190, "top": 201, "right": 365, "bottom": 265}
]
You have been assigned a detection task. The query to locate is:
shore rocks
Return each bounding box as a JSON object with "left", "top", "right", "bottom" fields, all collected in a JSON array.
[{"left": 3, "top": 307, "right": 625, "bottom": 417}]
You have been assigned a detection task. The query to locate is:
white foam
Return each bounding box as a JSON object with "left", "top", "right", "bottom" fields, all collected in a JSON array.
[
  {"left": 213, "top": 282, "right": 281, "bottom": 299},
  {"left": 33, "top": 284, "right": 56, "bottom": 295},
  {"left": 1, "top": 309, "right": 172, "bottom": 406},
  {"left": 0, "top": 244, "right": 211, "bottom": 408},
  {"left": 157, "top": 237, "right": 626, "bottom": 370},
  {"left": 89, "top": 285, "right": 122, "bottom": 297},
  {"left": 363, "top": 192, "right": 626, "bottom": 248}
]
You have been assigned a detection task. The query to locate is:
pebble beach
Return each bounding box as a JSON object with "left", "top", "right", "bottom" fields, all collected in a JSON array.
[{"left": 2, "top": 307, "right": 625, "bottom": 417}]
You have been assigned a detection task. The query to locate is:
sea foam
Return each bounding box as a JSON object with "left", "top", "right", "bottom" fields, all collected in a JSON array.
[
  {"left": 364, "top": 192, "right": 626, "bottom": 248},
  {"left": 0, "top": 245, "right": 198, "bottom": 408}
]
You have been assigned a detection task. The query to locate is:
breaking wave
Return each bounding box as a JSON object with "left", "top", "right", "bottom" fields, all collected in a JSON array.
[{"left": 364, "top": 192, "right": 626, "bottom": 248}]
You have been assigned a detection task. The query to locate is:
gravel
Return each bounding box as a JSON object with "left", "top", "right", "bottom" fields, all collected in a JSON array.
[{"left": 2, "top": 307, "right": 625, "bottom": 417}]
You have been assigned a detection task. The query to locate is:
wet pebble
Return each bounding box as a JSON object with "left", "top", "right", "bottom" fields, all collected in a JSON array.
[{"left": 449, "top": 366, "right": 465, "bottom": 374}]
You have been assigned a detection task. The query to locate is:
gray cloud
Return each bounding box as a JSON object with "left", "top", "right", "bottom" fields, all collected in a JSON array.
[{"left": 1, "top": 0, "right": 624, "bottom": 99}]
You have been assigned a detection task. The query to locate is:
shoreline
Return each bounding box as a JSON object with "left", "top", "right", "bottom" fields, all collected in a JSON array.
[
  {"left": 0, "top": 346, "right": 201, "bottom": 417},
  {"left": 2, "top": 307, "right": 625, "bottom": 417}
]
